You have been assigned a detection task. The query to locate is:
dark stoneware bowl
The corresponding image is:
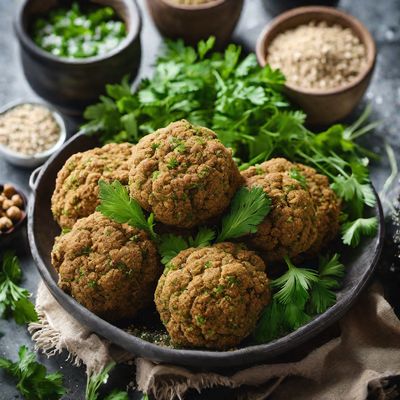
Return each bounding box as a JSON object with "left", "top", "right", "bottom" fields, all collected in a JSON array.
[
  {"left": 262, "top": 0, "right": 339, "bottom": 16},
  {"left": 145, "top": 0, "right": 244, "bottom": 48},
  {"left": 15, "top": 0, "right": 142, "bottom": 116},
  {"left": 28, "top": 133, "right": 384, "bottom": 368}
]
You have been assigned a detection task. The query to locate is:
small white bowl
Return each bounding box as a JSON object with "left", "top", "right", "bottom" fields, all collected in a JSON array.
[{"left": 0, "top": 100, "right": 67, "bottom": 168}]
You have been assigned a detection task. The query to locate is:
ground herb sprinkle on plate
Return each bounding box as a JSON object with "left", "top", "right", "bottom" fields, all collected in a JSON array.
[
  {"left": 0, "top": 104, "right": 61, "bottom": 155},
  {"left": 267, "top": 21, "right": 368, "bottom": 90}
]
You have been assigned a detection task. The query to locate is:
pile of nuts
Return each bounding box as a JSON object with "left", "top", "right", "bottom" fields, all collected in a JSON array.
[
  {"left": 267, "top": 21, "right": 368, "bottom": 90},
  {"left": 0, "top": 103, "right": 61, "bottom": 156},
  {"left": 0, "top": 184, "right": 25, "bottom": 233}
]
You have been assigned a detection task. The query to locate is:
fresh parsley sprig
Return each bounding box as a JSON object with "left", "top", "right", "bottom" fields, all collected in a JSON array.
[
  {"left": 86, "top": 362, "right": 128, "bottom": 400},
  {"left": 0, "top": 251, "right": 38, "bottom": 325},
  {"left": 0, "top": 345, "right": 66, "bottom": 400},
  {"left": 254, "top": 254, "right": 345, "bottom": 343},
  {"left": 216, "top": 187, "right": 271, "bottom": 242},
  {"left": 97, "top": 180, "right": 157, "bottom": 241}
]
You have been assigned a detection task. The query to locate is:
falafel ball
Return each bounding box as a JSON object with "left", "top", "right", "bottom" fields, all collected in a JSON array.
[
  {"left": 244, "top": 158, "right": 341, "bottom": 256},
  {"left": 242, "top": 162, "right": 318, "bottom": 262},
  {"left": 51, "top": 212, "right": 160, "bottom": 321},
  {"left": 129, "top": 120, "right": 242, "bottom": 229},
  {"left": 155, "top": 242, "right": 270, "bottom": 349},
  {"left": 51, "top": 143, "right": 133, "bottom": 229}
]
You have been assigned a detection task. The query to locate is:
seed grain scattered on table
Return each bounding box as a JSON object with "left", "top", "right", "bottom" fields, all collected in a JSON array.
[
  {"left": 267, "top": 21, "right": 368, "bottom": 90},
  {"left": 0, "top": 104, "right": 61, "bottom": 155}
]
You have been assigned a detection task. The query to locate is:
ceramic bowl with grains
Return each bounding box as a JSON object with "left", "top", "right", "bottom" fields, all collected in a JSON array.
[
  {"left": 256, "top": 6, "right": 376, "bottom": 125},
  {"left": 146, "top": 0, "right": 244, "bottom": 48},
  {"left": 0, "top": 101, "right": 66, "bottom": 168}
]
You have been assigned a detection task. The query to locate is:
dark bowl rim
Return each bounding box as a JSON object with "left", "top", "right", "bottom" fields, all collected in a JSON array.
[
  {"left": 256, "top": 6, "right": 377, "bottom": 97},
  {"left": 158, "top": 0, "right": 233, "bottom": 11},
  {"left": 14, "top": 0, "right": 142, "bottom": 66},
  {"left": 0, "top": 183, "right": 28, "bottom": 237},
  {"left": 27, "top": 132, "right": 385, "bottom": 367}
]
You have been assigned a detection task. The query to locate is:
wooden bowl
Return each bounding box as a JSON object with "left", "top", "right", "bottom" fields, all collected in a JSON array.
[
  {"left": 256, "top": 6, "right": 376, "bottom": 126},
  {"left": 15, "top": 0, "right": 142, "bottom": 116},
  {"left": 146, "top": 0, "right": 244, "bottom": 48},
  {"left": 0, "top": 184, "right": 27, "bottom": 248},
  {"left": 28, "top": 132, "right": 384, "bottom": 368}
]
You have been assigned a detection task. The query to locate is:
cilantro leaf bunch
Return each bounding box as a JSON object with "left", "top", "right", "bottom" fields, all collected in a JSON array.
[
  {"left": 254, "top": 254, "right": 345, "bottom": 343},
  {"left": 86, "top": 362, "right": 128, "bottom": 400},
  {"left": 0, "top": 346, "right": 66, "bottom": 400},
  {"left": 0, "top": 251, "right": 38, "bottom": 324}
]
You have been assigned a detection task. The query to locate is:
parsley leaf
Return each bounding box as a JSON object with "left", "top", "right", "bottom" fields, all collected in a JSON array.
[
  {"left": 254, "top": 254, "right": 345, "bottom": 343},
  {"left": 97, "top": 180, "right": 157, "bottom": 240},
  {"left": 341, "top": 217, "right": 379, "bottom": 247},
  {"left": 0, "top": 251, "right": 38, "bottom": 324},
  {"left": 0, "top": 345, "right": 66, "bottom": 400},
  {"left": 308, "top": 254, "right": 345, "bottom": 314},
  {"left": 158, "top": 234, "right": 189, "bottom": 265},
  {"left": 86, "top": 362, "right": 128, "bottom": 400},
  {"left": 273, "top": 256, "right": 318, "bottom": 307},
  {"left": 188, "top": 227, "right": 216, "bottom": 248},
  {"left": 216, "top": 187, "right": 271, "bottom": 242}
]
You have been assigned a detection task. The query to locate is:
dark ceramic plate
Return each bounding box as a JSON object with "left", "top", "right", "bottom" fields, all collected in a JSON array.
[{"left": 28, "top": 132, "right": 384, "bottom": 368}]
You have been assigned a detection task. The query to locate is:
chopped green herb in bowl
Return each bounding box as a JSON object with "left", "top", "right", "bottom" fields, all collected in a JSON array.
[{"left": 31, "top": 2, "right": 127, "bottom": 59}]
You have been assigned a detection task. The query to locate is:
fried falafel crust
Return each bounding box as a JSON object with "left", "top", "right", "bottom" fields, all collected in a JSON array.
[
  {"left": 129, "top": 120, "right": 242, "bottom": 229},
  {"left": 51, "top": 143, "right": 133, "bottom": 229},
  {"left": 155, "top": 242, "right": 270, "bottom": 349},
  {"left": 52, "top": 212, "right": 160, "bottom": 321},
  {"left": 244, "top": 158, "right": 341, "bottom": 257},
  {"left": 242, "top": 164, "right": 317, "bottom": 262}
]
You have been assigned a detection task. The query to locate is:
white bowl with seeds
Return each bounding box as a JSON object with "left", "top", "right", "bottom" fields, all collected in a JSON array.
[{"left": 0, "top": 101, "right": 66, "bottom": 168}]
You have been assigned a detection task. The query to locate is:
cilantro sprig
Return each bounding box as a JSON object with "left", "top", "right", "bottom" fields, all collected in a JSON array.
[
  {"left": 0, "top": 346, "right": 66, "bottom": 400},
  {"left": 97, "top": 180, "right": 156, "bottom": 241},
  {"left": 216, "top": 187, "right": 271, "bottom": 242},
  {"left": 0, "top": 251, "right": 38, "bottom": 324},
  {"left": 254, "top": 254, "right": 345, "bottom": 343},
  {"left": 86, "top": 362, "right": 128, "bottom": 400}
]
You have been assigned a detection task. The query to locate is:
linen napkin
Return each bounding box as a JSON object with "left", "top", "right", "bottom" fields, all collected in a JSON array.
[{"left": 28, "top": 281, "right": 400, "bottom": 400}]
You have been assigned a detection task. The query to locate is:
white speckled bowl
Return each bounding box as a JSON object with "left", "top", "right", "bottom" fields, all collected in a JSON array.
[{"left": 0, "top": 100, "right": 66, "bottom": 168}]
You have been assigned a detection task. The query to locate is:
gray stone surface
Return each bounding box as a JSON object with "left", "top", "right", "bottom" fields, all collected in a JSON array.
[{"left": 0, "top": 0, "right": 399, "bottom": 399}]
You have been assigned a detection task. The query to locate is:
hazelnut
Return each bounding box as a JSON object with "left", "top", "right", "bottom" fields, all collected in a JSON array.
[
  {"left": 0, "top": 195, "right": 5, "bottom": 207},
  {"left": 0, "top": 216, "right": 13, "bottom": 232},
  {"left": 11, "top": 194, "right": 24, "bottom": 208},
  {"left": 6, "top": 206, "right": 22, "bottom": 221},
  {"left": 3, "top": 184, "right": 16, "bottom": 198},
  {"left": 2, "top": 199, "right": 14, "bottom": 210}
]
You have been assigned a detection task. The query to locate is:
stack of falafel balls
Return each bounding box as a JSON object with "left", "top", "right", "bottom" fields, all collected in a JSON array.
[{"left": 50, "top": 120, "right": 341, "bottom": 350}]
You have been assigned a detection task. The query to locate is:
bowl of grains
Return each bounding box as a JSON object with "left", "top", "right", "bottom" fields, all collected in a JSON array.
[
  {"left": 145, "top": 0, "right": 244, "bottom": 48},
  {"left": 0, "top": 183, "right": 27, "bottom": 247},
  {"left": 0, "top": 101, "right": 66, "bottom": 168},
  {"left": 256, "top": 6, "right": 376, "bottom": 125}
]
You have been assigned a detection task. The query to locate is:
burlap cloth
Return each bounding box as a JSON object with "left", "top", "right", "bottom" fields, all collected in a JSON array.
[{"left": 28, "top": 280, "right": 400, "bottom": 400}]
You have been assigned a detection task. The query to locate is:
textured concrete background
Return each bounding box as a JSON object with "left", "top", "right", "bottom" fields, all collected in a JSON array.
[{"left": 0, "top": 0, "right": 399, "bottom": 398}]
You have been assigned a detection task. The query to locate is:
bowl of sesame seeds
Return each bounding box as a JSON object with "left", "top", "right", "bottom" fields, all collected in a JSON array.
[
  {"left": 0, "top": 101, "right": 66, "bottom": 168},
  {"left": 256, "top": 6, "right": 376, "bottom": 125}
]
